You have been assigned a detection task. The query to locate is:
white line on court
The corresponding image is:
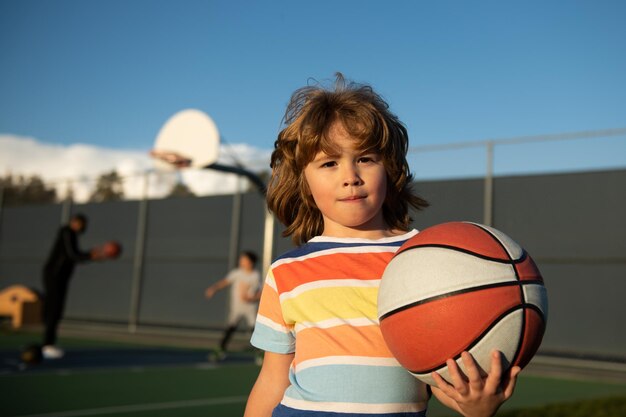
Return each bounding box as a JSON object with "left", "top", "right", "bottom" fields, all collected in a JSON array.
[{"left": 8, "top": 395, "right": 248, "bottom": 417}]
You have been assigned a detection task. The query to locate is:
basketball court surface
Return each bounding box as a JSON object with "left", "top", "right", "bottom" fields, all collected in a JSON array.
[{"left": 1, "top": 329, "right": 625, "bottom": 417}]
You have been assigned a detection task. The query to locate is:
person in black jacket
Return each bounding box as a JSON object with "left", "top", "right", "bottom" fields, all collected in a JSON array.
[{"left": 41, "top": 213, "right": 100, "bottom": 359}]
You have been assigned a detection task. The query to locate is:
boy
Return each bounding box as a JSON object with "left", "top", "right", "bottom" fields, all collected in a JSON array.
[
  {"left": 41, "top": 213, "right": 102, "bottom": 359},
  {"left": 205, "top": 251, "right": 261, "bottom": 357},
  {"left": 244, "top": 74, "right": 519, "bottom": 417}
]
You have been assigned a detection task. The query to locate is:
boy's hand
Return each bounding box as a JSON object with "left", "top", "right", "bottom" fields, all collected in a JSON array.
[
  {"left": 430, "top": 350, "right": 521, "bottom": 417},
  {"left": 205, "top": 287, "right": 216, "bottom": 298},
  {"left": 89, "top": 247, "right": 106, "bottom": 261}
]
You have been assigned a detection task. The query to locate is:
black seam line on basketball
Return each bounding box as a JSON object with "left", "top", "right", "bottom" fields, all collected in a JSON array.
[
  {"left": 506, "top": 251, "right": 525, "bottom": 339},
  {"left": 468, "top": 223, "right": 516, "bottom": 264},
  {"left": 395, "top": 244, "right": 529, "bottom": 266},
  {"left": 407, "top": 303, "right": 546, "bottom": 376},
  {"left": 479, "top": 223, "right": 526, "bottom": 284},
  {"left": 468, "top": 223, "right": 528, "bottom": 286},
  {"left": 511, "top": 304, "right": 527, "bottom": 369},
  {"left": 522, "top": 303, "right": 546, "bottom": 321},
  {"left": 379, "top": 280, "right": 544, "bottom": 321},
  {"left": 408, "top": 304, "right": 530, "bottom": 375},
  {"left": 511, "top": 303, "right": 547, "bottom": 371},
  {"left": 509, "top": 303, "right": 547, "bottom": 369}
]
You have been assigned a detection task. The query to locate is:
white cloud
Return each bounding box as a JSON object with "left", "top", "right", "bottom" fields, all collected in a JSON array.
[{"left": 0, "top": 134, "right": 272, "bottom": 202}]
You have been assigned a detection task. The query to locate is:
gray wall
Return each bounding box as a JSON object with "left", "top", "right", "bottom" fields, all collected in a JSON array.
[{"left": 1, "top": 169, "right": 624, "bottom": 360}]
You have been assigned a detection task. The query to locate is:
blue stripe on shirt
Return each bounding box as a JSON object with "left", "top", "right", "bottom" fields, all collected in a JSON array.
[
  {"left": 251, "top": 321, "right": 295, "bottom": 354},
  {"left": 275, "top": 240, "right": 405, "bottom": 261},
  {"left": 286, "top": 364, "right": 423, "bottom": 404},
  {"left": 272, "top": 404, "right": 427, "bottom": 417}
]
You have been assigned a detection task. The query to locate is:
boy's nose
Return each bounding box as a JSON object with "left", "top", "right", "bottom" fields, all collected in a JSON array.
[{"left": 342, "top": 165, "right": 363, "bottom": 186}]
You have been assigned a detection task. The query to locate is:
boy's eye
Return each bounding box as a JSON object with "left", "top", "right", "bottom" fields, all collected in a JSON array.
[
  {"left": 358, "top": 155, "right": 378, "bottom": 163},
  {"left": 320, "top": 161, "right": 337, "bottom": 168}
]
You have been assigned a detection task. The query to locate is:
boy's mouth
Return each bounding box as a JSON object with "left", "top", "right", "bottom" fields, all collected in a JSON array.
[{"left": 339, "top": 195, "right": 367, "bottom": 202}]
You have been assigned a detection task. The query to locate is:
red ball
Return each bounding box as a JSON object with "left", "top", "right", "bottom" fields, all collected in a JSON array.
[
  {"left": 378, "top": 222, "right": 548, "bottom": 384},
  {"left": 103, "top": 241, "right": 122, "bottom": 258}
]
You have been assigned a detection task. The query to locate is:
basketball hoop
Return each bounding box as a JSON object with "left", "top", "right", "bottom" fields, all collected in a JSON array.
[
  {"left": 151, "top": 109, "right": 220, "bottom": 170},
  {"left": 148, "top": 109, "right": 273, "bottom": 279},
  {"left": 149, "top": 150, "right": 192, "bottom": 169}
]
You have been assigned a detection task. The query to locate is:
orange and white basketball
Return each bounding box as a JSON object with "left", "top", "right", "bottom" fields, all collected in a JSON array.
[
  {"left": 378, "top": 222, "right": 548, "bottom": 385},
  {"left": 102, "top": 240, "right": 122, "bottom": 259}
]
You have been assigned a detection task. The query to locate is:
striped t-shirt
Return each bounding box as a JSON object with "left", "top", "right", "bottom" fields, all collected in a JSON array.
[{"left": 251, "top": 230, "right": 429, "bottom": 416}]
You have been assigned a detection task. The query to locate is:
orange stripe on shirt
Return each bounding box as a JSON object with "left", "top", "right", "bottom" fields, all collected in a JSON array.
[
  {"left": 293, "top": 324, "right": 394, "bottom": 365},
  {"left": 257, "top": 282, "right": 288, "bottom": 328},
  {"left": 274, "top": 251, "right": 395, "bottom": 293}
]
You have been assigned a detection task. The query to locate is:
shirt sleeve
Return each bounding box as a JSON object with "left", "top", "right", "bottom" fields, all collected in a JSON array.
[
  {"left": 224, "top": 269, "right": 237, "bottom": 284},
  {"left": 61, "top": 227, "right": 91, "bottom": 262},
  {"left": 250, "top": 269, "right": 295, "bottom": 354}
]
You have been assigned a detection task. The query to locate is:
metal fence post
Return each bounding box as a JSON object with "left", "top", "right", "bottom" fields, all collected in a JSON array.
[
  {"left": 483, "top": 141, "right": 494, "bottom": 226},
  {"left": 60, "top": 179, "right": 73, "bottom": 224},
  {"left": 262, "top": 207, "right": 275, "bottom": 279},
  {"left": 128, "top": 171, "right": 150, "bottom": 333},
  {"left": 0, "top": 185, "right": 4, "bottom": 252},
  {"left": 228, "top": 177, "right": 243, "bottom": 270}
]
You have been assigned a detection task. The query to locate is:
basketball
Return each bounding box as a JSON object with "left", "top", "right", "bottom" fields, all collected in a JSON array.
[
  {"left": 20, "top": 344, "right": 42, "bottom": 365},
  {"left": 377, "top": 221, "right": 548, "bottom": 385},
  {"left": 103, "top": 240, "right": 122, "bottom": 258}
]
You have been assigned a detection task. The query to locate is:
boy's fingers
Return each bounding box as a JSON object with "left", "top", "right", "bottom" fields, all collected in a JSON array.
[
  {"left": 430, "top": 372, "right": 451, "bottom": 397},
  {"left": 430, "top": 371, "right": 447, "bottom": 389},
  {"left": 446, "top": 358, "right": 469, "bottom": 394},
  {"left": 461, "top": 351, "right": 484, "bottom": 390},
  {"left": 484, "top": 350, "right": 504, "bottom": 393},
  {"left": 431, "top": 372, "right": 457, "bottom": 399},
  {"left": 503, "top": 366, "right": 522, "bottom": 399},
  {"left": 460, "top": 351, "right": 477, "bottom": 376}
]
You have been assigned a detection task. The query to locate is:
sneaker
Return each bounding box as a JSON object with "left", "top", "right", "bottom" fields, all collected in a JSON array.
[
  {"left": 42, "top": 345, "right": 65, "bottom": 359},
  {"left": 207, "top": 348, "right": 226, "bottom": 362}
]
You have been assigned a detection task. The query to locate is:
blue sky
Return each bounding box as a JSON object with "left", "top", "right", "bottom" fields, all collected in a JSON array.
[{"left": 1, "top": 0, "right": 625, "bottom": 179}]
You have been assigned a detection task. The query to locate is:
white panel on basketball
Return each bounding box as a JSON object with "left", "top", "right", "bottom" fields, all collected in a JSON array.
[
  {"left": 522, "top": 284, "right": 549, "bottom": 320},
  {"left": 467, "top": 222, "right": 523, "bottom": 260},
  {"left": 378, "top": 247, "right": 517, "bottom": 318},
  {"left": 409, "top": 309, "right": 524, "bottom": 386}
]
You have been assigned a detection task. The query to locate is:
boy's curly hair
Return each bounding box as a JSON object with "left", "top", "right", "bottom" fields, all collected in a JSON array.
[{"left": 267, "top": 73, "right": 428, "bottom": 245}]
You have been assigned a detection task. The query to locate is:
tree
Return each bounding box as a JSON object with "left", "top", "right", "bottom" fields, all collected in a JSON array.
[
  {"left": 89, "top": 170, "right": 124, "bottom": 202},
  {"left": 0, "top": 174, "right": 57, "bottom": 206},
  {"left": 167, "top": 182, "right": 195, "bottom": 198}
]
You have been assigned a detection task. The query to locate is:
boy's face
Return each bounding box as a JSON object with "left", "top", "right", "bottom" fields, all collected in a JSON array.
[
  {"left": 239, "top": 254, "right": 254, "bottom": 270},
  {"left": 304, "top": 122, "right": 388, "bottom": 238},
  {"left": 70, "top": 218, "right": 86, "bottom": 233}
]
